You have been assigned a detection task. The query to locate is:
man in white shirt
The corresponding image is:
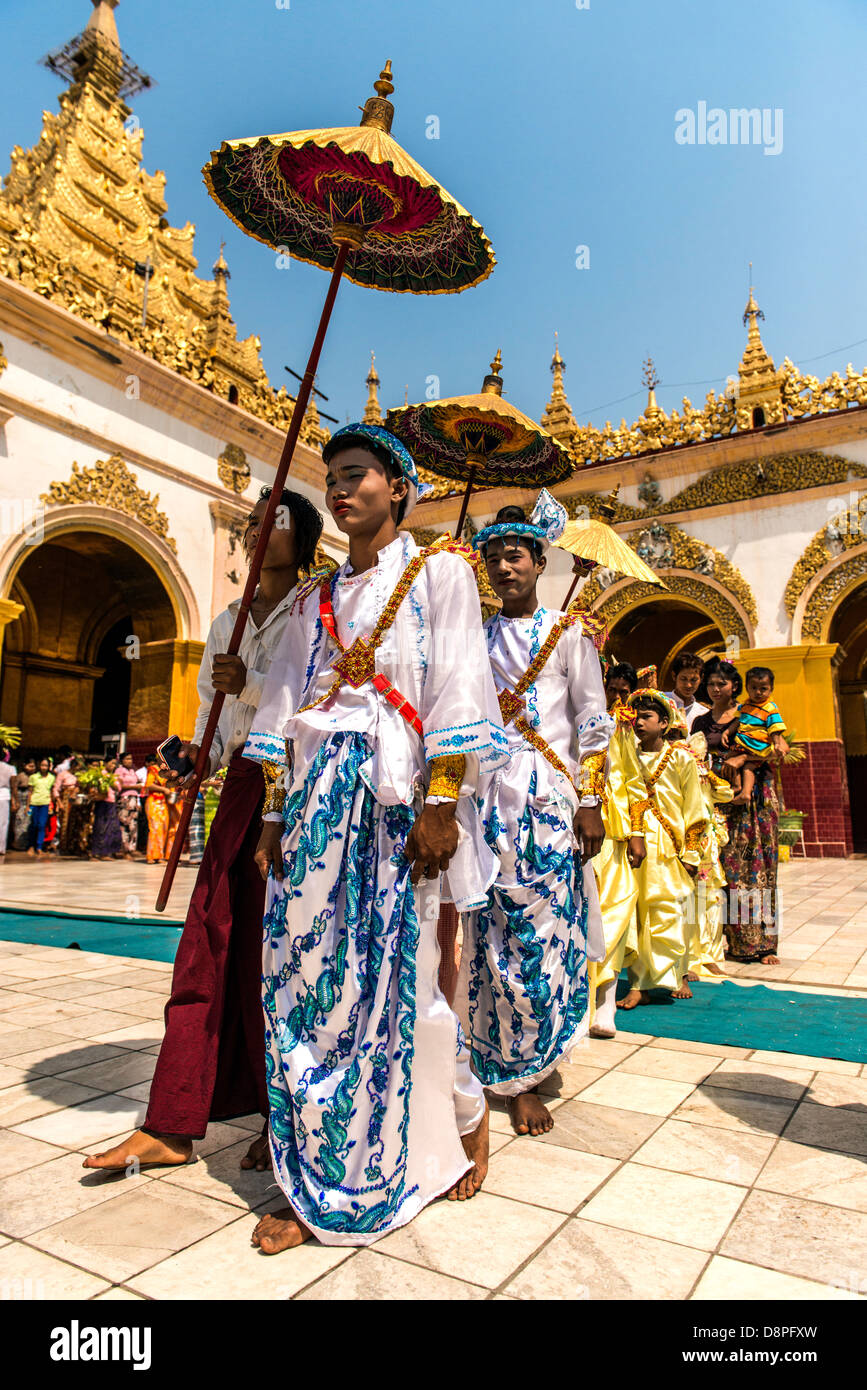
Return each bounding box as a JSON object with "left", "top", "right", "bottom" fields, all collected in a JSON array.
[{"left": 85, "top": 487, "right": 328, "bottom": 1176}]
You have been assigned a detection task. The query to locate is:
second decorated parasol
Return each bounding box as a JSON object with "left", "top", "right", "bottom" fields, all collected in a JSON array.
[
  {"left": 386, "top": 353, "right": 573, "bottom": 1002},
  {"left": 155, "top": 63, "right": 495, "bottom": 911},
  {"left": 386, "top": 351, "right": 574, "bottom": 540},
  {"left": 557, "top": 486, "right": 666, "bottom": 609}
]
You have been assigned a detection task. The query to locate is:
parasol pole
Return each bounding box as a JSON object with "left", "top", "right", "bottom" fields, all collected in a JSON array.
[
  {"left": 561, "top": 556, "right": 596, "bottom": 609},
  {"left": 453, "top": 464, "right": 477, "bottom": 540},
  {"left": 155, "top": 238, "right": 352, "bottom": 912}
]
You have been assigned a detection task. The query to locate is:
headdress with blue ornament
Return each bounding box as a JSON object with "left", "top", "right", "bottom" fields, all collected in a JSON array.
[
  {"left": 471, "top": 486, "right": 568, "bottom": 554},
  {"left": 322, "top": 422, "right": 433, "bottom": 518}
]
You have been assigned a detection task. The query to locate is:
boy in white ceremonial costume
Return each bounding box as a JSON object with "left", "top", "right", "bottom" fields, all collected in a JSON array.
[
  {"left": 463, "top": 494, "right": 613, "bottom": 1136},
  {"left": 244, "top": 424, "right": 509, "bottom": 1253}
]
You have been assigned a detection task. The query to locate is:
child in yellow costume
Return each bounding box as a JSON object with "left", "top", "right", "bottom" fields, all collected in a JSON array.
[
  {"left": 680, "top": 730, "right": 733, "bottom": 982},
  {"left": 590, "top": 663, "right": 646, "bottom": 1039},
  {"left": 618, "top": 691, "right": 708, "bottom": 1010}
]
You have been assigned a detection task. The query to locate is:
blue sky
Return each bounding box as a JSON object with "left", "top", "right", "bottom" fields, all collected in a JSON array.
[{"left": 1, "top": 0, "right": 865, "bottom": 430}]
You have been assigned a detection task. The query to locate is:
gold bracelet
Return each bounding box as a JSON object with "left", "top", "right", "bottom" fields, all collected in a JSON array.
[
  {"left": 684, "top": 819, "right": 708, "bottom": 854},
  {"left": 262, "top": 761, "right": 287, "bottom": 817},
  {"left": 629, "top": 799, "right": 648, "bottom": 834},
  {"left": 578, "top": 750, "right": 607, "bottom": 801},
  {"left": 428, "top": 754, "right": 466, "bottom": 800}
]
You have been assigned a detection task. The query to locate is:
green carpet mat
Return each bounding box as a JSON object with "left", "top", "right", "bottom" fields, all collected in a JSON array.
[
  {"left": 613, "top": 977, "right": 867, "bottom": 1064},
  {"left": 0, "top": 907, "right": 182, "bottom": 964}
]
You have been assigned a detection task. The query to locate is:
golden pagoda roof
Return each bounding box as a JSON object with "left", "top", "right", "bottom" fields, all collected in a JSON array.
[
  {"left": 363, "top": 350, "right": 383, "bottom": 425},
  {"left": 540, "top": 332, "right": 578, "bottom": 445},
  {"left": 0, "top": 0, "right": 327, "bottom": 449}
]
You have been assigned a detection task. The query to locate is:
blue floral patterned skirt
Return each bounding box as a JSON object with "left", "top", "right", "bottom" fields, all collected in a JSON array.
[
  {"left": 263, "top": 731, "right": 480, "bottom": 1245},
  {"left": 464, "top": 767, "right": 589, "bottom": 1095}
]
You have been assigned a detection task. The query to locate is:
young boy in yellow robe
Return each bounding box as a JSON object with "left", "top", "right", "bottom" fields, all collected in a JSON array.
[
  {"left": 618, "top": 691, "right": 708, "bottom": 1009},
  {"left": 590, "top": 663, "right": 646, "bottom": 1039},
  {"left": 680, "top": 731, "right": 734, "bottom": 983}
]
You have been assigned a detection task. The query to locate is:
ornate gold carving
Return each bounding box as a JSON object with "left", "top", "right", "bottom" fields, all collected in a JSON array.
[
  {"left": 595, "top": 575, "right": 750, "bottom": 645},
  {"left": 800, "top": 552, "right": 867, "bottom": 642},
  {"left": 0, "top": 10, "right": 328, "bottom": 452},
  {"left": 784, "top": 498, "right": 867, "bottom": 619},
  {"left": 0, "top": 339, "right": 7, "bottom": 377},
  {"left": 217, "top": 442, "right": 251, "bottom": 494},
  {"left": 657, "top": 451, "right": 867, "bottom": 517},
  {"left": 39, "top": 453, "right": 176, "bottom": 552},
  {"left": 579, "top": 522, "right": 757, "bottom": 626}
]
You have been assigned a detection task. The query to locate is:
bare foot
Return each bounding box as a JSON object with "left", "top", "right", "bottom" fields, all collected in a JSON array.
[
  {"left": 684, "top": 971, "right": 699, "bottom": 981},
  {"left": 447, "top": 1103, "right": 489, "bottom": 1200},
  {"left": 759, "top": 953, "right": 780, "bottom": 966},
  {"left": 507, "top": 1089, "right": 553, "bottom": 1138},
  {"left": 252, "top": 1207, "right": 312, "bottom": 1255},
  {"left": 707, "top": 962, "right": 725, "bottom": 976},
  {"left": 589, "top": 1024, "right": 616, "bottom": 1039},
  {"left": 240, "top": 1125, "right": 270, "bottom": 1172},
  {"left": 617, "top": 988, "right": 650, "bottom": 1010},
  {"left": 731, "top": 791, "right": 749, "bottom": 806},
  {"left": 672, "top": 979, "right": 693, "bottom": 999},
  {"left": 83, "top": 1129, "right": 193, "bottom": 1171}
]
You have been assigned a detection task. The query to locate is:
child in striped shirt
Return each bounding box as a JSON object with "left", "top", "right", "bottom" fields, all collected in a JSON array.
[{"left": 731, "top": 666, "right": 789, "bottom": 804}]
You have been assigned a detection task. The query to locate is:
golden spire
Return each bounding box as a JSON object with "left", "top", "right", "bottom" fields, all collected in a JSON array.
[
  {"left": 363, "top": 350, "right": 383, "bottom": 424},
  {"left": 737, "top": 272, "right": 782, "bottom": 425},
  {"left": 360, "top": 61, "right": 395, "bottom": 133},
  {"left": 541, "top": 331, "right": 577, "bottom": 443},
  {"left": 481, "top": 348, "right": 504, "bottom": 396},
  {"left": 642, "top": 355, "right": 660, "bottom": 417}
]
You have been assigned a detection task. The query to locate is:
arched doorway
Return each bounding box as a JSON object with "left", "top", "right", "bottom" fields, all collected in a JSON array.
[
  {"left": 606, "top": 597, "right": 725, "bottom": 688},
  {"left": 830, "top": 581, "right": 867, "bottom": 852},
  {"left": 1, "top": 530, "right": 177, "bottom": 756}
]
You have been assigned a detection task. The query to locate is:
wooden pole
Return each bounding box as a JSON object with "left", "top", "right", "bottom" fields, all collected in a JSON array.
[
  {"left": 155, "top": 243, "right": 350, "bottom": 912},
  {"left": 453, "top": 466, "right": 476, "bottom": 540}
]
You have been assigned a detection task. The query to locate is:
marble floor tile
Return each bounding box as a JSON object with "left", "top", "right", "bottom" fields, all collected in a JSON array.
[
  {"left": 375, "top": 1191, "right": 562, "bottom": 1287},
  {"left": 784, "top": 1101, "right": 867, "bottom": 1158},
  {"left": 26, "top": 1010, "right": 147, "bottom": 1041},
  {"left": 129, "top": 1211, "right": 351, "bottom": 1300},
  {"left": 0, "top": 1078, "right": 104, "bottom": 1128},
  {"left": 78, "top": 987, "right": 168, "bottom": 1014},
  {"left": 0, "top": 1063, "right": 28, "bottom": 1091},
  {"left": 537, "top": 1062, "right": 607, "bottom": 1099},
  {"left": 0, "top": 1241, "right": 109, "bottom": 1299},
  {"left": 0, "top": 1128, "right": 67, "bottom": 1181},
  {"left": 720, "top": 1188, "right": 867, "bottom": 1287},
  {"left": 159, "top": 1139, "right": 278, "bottom": 1211},
  {"left": 647, "top": 1037, "right": 753, "bottom": 1059},
  {"left": 12, "top": 1093, "right": 147, "bottom": 1150},
  {"left": 93, "top": 1287, "right": 147, "bottom": 1300},
  {"left": 0, "top": 1150, "right": 154, "bottom": 1238},
  {"left": 703, "top": 1059, "right": 813, "bottom": 1101},
  {"left": 755, "top": 1139, "right": 867, "bottom": 1212},
  {"left": 484, "top": 1140, "right": 618, "bottom": 1213},
  {"left": 568, "top": 1037, "right": 640, "bottom": 1068},
  {"left": 537, "top": 1097, "right": 663, "bottom": 1160},
  {"left": 503, "top": 1218, "right": 709, "bottom": 1301},
  {"left": 691, "top": 1254, "right": 862, "bottom": 1300},
  {"left": 55, "top": 1052, "right": 157, "bottom": 1094},
  {"left": 0, "top": 1040, "right": 129, "bottom": 1076},
  {"left": 805, "top": 1072, "right": 867, "bottom": 1110},
  {"left": 577, "top": 1162, "right": 746, "bottom": 1251},
  {"left": 631, "top": 1117, "right": 777, "bottom": 1187},
  {"left": 296, "top": 1249, "right": 489, "bottom": 1301},
  {"left": 30, "top": 1181, "right": 243, "bottom": 1283},
  {"left": 578, "top": 1071, "right": 696, "bottom": 1117},
  {"left": 90, "top": 1022, "right": 165, "bottom": 1048},
  {"left": 616, "top": 1046, "right": 723, "bottom": 1084},
  {"left": 673, "top": 1085, "right": 795, "bottom": 1137}
]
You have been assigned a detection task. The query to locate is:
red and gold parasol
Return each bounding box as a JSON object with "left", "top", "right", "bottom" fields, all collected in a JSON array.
[
  {"left": 387, "top": 351, "right": 573, "bottom": 539},
  {"left": 155, "top": 64, "right": 495, "bottom": 911}
]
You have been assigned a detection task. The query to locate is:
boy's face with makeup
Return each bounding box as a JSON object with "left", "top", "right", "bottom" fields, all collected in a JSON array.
[
  {"left": 324, "top": 448, "right": 407, "bottom": 534},
  {"left": 484, "top": 537, "right": 544, "bottom": 604}
]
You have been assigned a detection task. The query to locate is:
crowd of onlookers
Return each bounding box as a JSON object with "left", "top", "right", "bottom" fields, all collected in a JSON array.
[{"left": 0, "top": 745, "right": 225, "bottom": 865}]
